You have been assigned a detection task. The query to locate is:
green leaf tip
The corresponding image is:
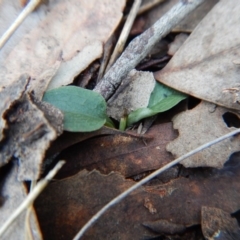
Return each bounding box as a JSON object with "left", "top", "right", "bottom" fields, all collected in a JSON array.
[
  {"left": 43, "top": 86, "right": 107, "bottom": 132},
  {"left": 127, "top": 82, "right": 187, "bottom": 126}
]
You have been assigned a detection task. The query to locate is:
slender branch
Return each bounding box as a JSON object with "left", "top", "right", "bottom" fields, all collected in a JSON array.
[
  {"left": 0, "top": 0, "right": 41, "bottom": 49},
  {"left": 72, "top": 128, "right": 240, "bottom": 239},
  {"left": 0, "top": 160, "right": 65, "bottom": 238},
  {"left": 106, "top": 0, "right": 142, "bottom": 72},
  {"left": 24, "top": 180, "right": 37, "bottom": 240},
  {"left": 94, "top": 0, "right": 206, "bottom": 100}
]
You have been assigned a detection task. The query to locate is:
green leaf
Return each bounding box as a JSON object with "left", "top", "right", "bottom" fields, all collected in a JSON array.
[
  {"left": 127, "top": 82, "right": 187, "bottom": 126},
  {"left": 148, "top": 81, "right": 181, "bottom": 107},
  {"left": 105, "top": 116, "right": 115, "bottom": 128},
  {"left": 43, "top": 86, "right": 107, "bottom": 132}
]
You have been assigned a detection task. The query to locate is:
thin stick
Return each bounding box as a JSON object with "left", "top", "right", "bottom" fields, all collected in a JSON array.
[
  {"left": 96, "top": 34, "right": 116, "bottom": 82},
  {"left": 106, "top": 0, "right": 142, "bottom": 72},
  {"left": 138, "top": 0, "right": 165, "bottom": 16},
  {"left": 94, "top": 0, "right": 205, "bottom": 100},
  {"left": 24, "top": 180, "right": 37, "bottom": 240},
  {"left": 0, "top": 160, "right": 65, "bottom": 238},
  {"left": 72, "top": 128, "right": 240, "bottom": 240},
  {"left": 0, "top": 0, "right": 41, "bottom": 49}
]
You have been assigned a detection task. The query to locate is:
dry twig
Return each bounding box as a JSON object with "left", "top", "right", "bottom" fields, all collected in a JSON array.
[
  {"left": 72, "top": 128, "right": 240, "bottom": 239},
  {"left": 106, "top": 0, "right": 142, "bottom": 71},
  {"left": 24, "top": 180, "right": 37, "bottom": 240},
  {"left": 94, "top": 0, "right": 205, "bottom": 100},
  {"left": 0, "top": 0, "right": 41, "bottom": 49}
]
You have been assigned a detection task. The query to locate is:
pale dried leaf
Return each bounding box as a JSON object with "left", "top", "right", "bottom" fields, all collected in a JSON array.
[
  {"left": 173, "top": 0, "right": 219, "bottom": 32},
  {"left": 137, "top": 0, "right": 218, "bottom": 33},
  {"left": 167, "top": 101, "right": 240, "bottom": 168},
  {"left": 107, "top": 70, "right": 155, "bottom": 120},
  {"left": 0, "top": 0, "right": 125, "bottom": 97},
  {"left": 154, "top": 0, "right": 240, "bottom": 110},
  {"left": 168, "top": 33, "right": 188, "bottom": 56},
  {"left": 0, "top": 163, "right": 42, "bottom": 240},
  {"left": 47, "top": 41, "right": 103, "bottom": 90}
]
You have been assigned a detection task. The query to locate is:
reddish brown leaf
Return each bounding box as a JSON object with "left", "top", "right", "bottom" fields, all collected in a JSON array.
[
  {"left": 143, "top": 219, "right": 186, "bottom": 235},
  {"left": 35, "top": 170, "right": 157, "bottom": 240},
  {"left": 46, "top": 126, "right": 130, "bottom": 158},
  {"left": 35, "top": 155, "right": 240, "bottom": 239},
  {"left": 55, "top": 122, "right": 177, "bottom": 178}
]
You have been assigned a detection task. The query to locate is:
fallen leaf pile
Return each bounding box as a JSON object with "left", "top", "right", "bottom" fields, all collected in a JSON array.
[{"left": 1, "top": 0, "right": 240, "bottom": 239}]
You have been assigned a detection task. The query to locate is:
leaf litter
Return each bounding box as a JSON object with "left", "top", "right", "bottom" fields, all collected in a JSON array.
[
  {"left": 154, "top": 0, "right": 240, "bottom": 110},
  {"left": 1, "top": 0, "right": 240, "bottom": 239},
  {"left": 0, "top": 92, "right": 62, "bottom": 180},
  {"left": 35, "top": 153, "right": 240, "bottom": 239},
  {"left": 53, "top": 122, "right": 177, "bottom": 179},
  {"left": 0, "top": 163, "right": 42, "bottom": 240},
  {"left": 107, "top": 69, "right": 155, "bottom": 121},
  {"left": 0, "top": 0, "right": 125, "bottom": 97},
  {"left": 167, "top": 101, "right": 240, "bottom": 168}
]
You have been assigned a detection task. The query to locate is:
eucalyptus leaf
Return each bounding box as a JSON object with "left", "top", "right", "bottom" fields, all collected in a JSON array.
[
  {"left": 127, "top": 82, "right": 187, "bottom": 126},
  {"left": 43, "top": 86, "right": 107, "bottom": 132}
]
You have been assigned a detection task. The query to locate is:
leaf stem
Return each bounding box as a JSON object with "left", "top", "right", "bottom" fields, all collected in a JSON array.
[{"left": 119, "top": 116, "right": 127, "bottom": 131}]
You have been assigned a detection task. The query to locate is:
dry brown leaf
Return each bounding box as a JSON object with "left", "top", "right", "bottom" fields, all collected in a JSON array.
[
  {"left": 201, "top": 206, "right": 240, "bottom": 240},
  {"left": 0, "top": 74, "right": 29, "bottom": 142},
  {"left": 35, "top": 155, "right": 240, "bottom": 239},
  {"left": 55, "top": 122, "right": 176, "bottom": 179},
  {"left": 35, "top": 170, "right": 157, "bottom": 240},
  {"left": 167, "top": 101, "right": 240, "bottom": 168},
  {"left": 107, "top": 70, "right": 155, "bottom": 121},
  {"left": 143, "top": 219, "right": 186, "bottom": 235},
  {"left": 0, "top": 0, "right": 125, "bottom": 98},
  {"left": 46, "top": 126, "right": 128, "bottom": 158},
  {"left": 154, "top": 0, "right": 240, "bottom": 110},
  {"left": 0, "top": 163, "right": 42, "bottom": 240},
  {"left": 143, "top": 158, "right": 240, "bottom": 227},
  {"left": 0, "top": 93, "right": 61, "bottom": 180}
]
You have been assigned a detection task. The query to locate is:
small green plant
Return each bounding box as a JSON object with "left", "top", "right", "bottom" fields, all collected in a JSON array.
[
  {"left": 43, "top": 86, "right": 107, "bottom": 132},
  {"left": 126, "top": 81, "right": 187, "bottom": 127},
  {"left": 43, "top": 83, "right": 187, "bottom": 132}
]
